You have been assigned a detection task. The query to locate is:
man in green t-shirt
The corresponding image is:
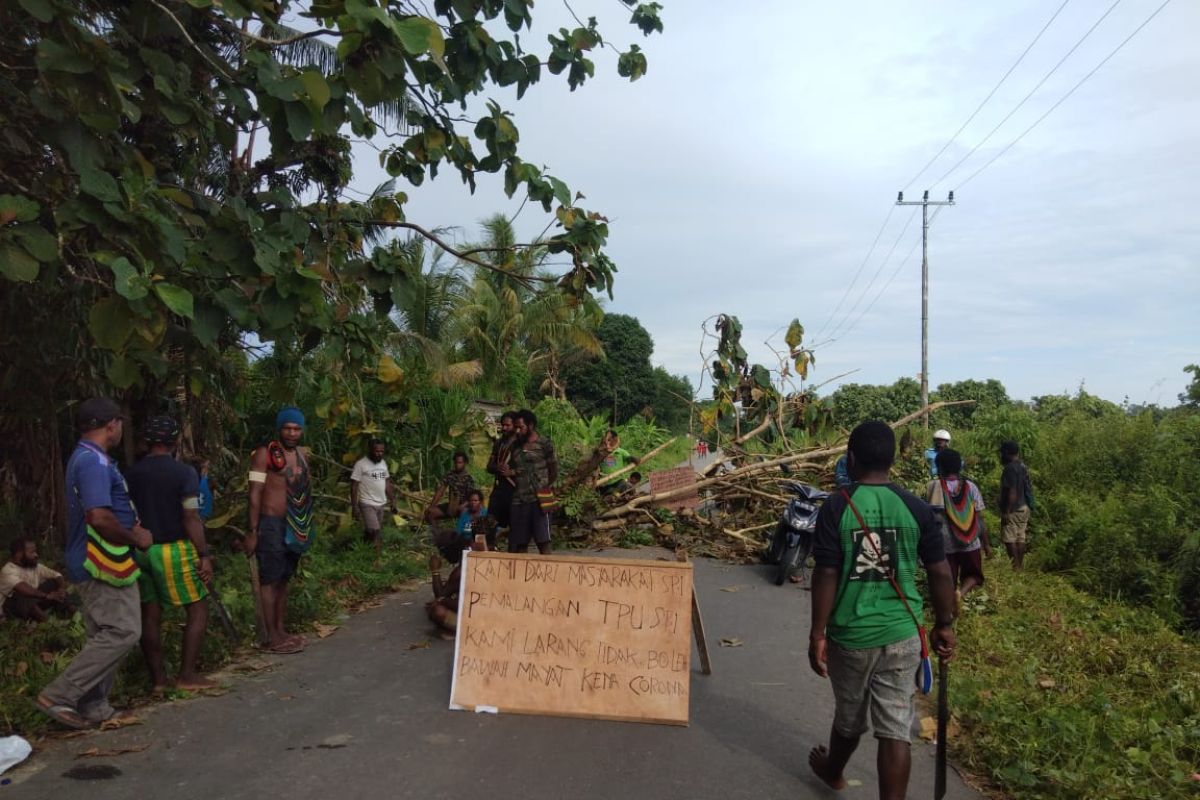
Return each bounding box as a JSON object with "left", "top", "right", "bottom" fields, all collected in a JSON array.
[{"left": 807, "top": 421, "right": 957, "bottom": 799}]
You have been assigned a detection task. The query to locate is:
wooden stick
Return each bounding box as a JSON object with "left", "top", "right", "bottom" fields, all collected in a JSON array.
[{"left": 676, "top": 551, "right": 712, "bottom": 676}]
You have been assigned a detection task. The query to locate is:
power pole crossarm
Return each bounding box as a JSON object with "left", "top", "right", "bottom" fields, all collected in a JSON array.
[{"left": 896, "top": 190, "right": 955, "bottom": 428}]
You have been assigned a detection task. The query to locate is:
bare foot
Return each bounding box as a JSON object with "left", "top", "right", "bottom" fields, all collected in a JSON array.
[
  {"left": 175, "top": 676, "right": 219, "bottom": 691},
  {"left": 150, "top": 684, "right": 169, "bottom": 697},
  {"left": 808, "top": 745, "right": 848, "bottom": 790}
]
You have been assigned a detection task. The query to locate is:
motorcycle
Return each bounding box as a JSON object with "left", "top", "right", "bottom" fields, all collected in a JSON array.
[{"left": 764, "top": 482, "right": 829, "bottom": 586}]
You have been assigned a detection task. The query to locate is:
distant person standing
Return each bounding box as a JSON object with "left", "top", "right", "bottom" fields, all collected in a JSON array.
[
  {"left": 351, "top": 439, "right": 395, "bottom": 557},
  {"left": 924, "top": 429, "right": 952, "bottom": 478},
  {"left": 807, "top": 421, "right": 956, "bottom": 800},
  {"left": 506, "top": 409, "right": 557, "bottom": 555},
  {"left": 998, "top": 440, "right": 1033, "bottom": 570},
  {"left": 245, "top": 407, "right": 314, "bottom": 654},
  {"left": 485, "top": 411, "right": 518, "bottom": 546},
  {"left": 126, "top": 415, "right": 216, "bottom": 692},
  {"left": 38, "top": 398, "right": 152, "bottom": 730},
  {"left": 926, "top": 448, "right": 991, "bottom": 610}
]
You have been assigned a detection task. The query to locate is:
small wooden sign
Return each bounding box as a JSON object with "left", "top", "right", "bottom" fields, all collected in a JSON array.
[
  {"left": 449, "top": 551, "right": 694, "bottom": 726},
  {"left": 648, "top": 466, "right": 701, "bottom": 511}
]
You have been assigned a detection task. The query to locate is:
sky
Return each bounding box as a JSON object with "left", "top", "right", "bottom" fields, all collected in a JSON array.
[{"left": 346, "top": 0, "right": 1200, "bottom": 406}]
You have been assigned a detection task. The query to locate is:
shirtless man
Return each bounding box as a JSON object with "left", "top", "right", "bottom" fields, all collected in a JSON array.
[
  {"left": 244, "top": 407, "right": 313, "bottom": 654},
  {"left": 426, "top": 536, "right": 487, "bottom": 638}
]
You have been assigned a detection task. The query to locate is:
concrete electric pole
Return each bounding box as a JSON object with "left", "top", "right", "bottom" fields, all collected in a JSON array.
[{"left": 896, "top": 190, "right": 954, "bottom": 427}]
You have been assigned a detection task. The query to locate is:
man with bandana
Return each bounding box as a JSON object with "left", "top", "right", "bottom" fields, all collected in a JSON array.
[
  {"left": 244, "top": 407, "right": 313, "bottom": 654},
  {"left": 126, "top": 415, "right": 216, "bottom": 691}
]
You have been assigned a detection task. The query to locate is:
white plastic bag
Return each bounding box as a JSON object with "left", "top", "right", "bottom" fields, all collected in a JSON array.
[{"left": 0, "top": 735, "right": 32, "bottom": 776}]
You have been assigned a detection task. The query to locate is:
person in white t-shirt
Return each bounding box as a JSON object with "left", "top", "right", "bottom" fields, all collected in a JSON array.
[
  {"left": 350, "top": 440, "right": 395, "bottom": 556},
  {"left": 1, "top": 538, "right": 71, "bottom": 622}
]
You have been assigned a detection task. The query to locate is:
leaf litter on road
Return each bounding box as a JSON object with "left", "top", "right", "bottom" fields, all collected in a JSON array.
[{"left": 76, "top": 744, "right": 149, "bottom": 759}]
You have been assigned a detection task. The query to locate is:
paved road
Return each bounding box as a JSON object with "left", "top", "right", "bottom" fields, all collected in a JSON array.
[{"left": 10, "top": 551, "right": 981, "bottom": 800}]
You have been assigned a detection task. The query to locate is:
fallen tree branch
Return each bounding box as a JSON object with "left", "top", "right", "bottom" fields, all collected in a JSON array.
[{"left": 594, "top": 437, "right": 678, "bottom": 487}]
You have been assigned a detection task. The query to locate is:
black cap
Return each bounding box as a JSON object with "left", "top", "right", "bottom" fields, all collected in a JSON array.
[
  {"left": 76, "top": 398, "right": 125, "bottom": 432},
  {"left": 144, "top": 415, "right": 180, "bottom": 445}
]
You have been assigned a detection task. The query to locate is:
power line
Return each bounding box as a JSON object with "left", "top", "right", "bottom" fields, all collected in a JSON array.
[
  {"left": 816, "top": 206, "right": 920, "bottom": 347},
  {"left": 903, "top": 0, "right": 1073, "bottom": 191},
  {"left": 833, "top": 206, "right": 947, "bottom": 347},
  {"left": 957, "top": 0, "right": 1175, "bottom": 190},
  {"left": 931, "top": 0, "right": 1125, "bottom": 189},
  {"left": 812, "top": 205, "right": 896, "bottom": 342}
]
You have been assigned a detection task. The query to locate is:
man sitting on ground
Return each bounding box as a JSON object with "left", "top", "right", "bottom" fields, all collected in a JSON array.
[
  {"left": 1, "top": 538, "right": 72, "bottom": 622},
  {"left": 425, "top": 451, "right": 475, "bottom": 523},
  {"left": 427, "top": 536, "right": 488, "bottom": 637}
]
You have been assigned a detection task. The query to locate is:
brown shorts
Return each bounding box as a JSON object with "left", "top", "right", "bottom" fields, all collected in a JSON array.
[
  {"left": 1001, "top": 506, "right": 1030, "bottom": 544},
  {"left": 947, "top": 549, "right": 984, "bottom": 587},
  {"left": 358, "top": 503, "right": 386, "bottom": 532}
]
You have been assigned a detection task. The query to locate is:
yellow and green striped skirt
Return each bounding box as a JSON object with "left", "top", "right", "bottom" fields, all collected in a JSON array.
[{"left": 134, "top": 540, "right": 207, "bottom": 606}]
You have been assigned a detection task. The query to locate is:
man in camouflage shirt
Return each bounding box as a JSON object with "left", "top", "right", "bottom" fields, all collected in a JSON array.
[
  {"left": 426, "top": 451, "right": 475, "bottom": 523},
  {"left": 502, "top": 409, "right": 557, "bottom": 554}
]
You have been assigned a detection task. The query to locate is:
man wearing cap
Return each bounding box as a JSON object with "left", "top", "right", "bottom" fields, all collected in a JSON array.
[
  {"left": 924, "top": 429, "right": 952, "bottom": 478},
  {"left": 37, "top": 398, "right": 152, "bottom": 730},
  {"left": 126, "top": 416, "right": 216, "bottom": 692},
  {"left": 244, "top": 407, "right": 313, "bottom": 654}
]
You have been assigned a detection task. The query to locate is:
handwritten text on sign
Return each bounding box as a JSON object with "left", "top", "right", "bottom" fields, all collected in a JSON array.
[{"left": 449, "top": 552, "right": 694, "bottom": 726}]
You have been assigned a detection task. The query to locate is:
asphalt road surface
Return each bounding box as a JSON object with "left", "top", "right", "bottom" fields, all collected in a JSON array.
[{"left": 10, "top": 550, "right": 982, "bottom": 800}]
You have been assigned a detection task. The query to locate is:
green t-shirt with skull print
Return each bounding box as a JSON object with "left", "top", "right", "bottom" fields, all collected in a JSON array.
[{"left": 812, "top": 483, "right": 945, "bottom": 649}]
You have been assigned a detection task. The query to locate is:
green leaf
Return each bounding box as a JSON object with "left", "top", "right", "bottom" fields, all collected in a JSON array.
[
  {"left": 154, "top": 282, "right": 194, "bottom": 318},
  {"left": 785, "top": 319, "right": 804, "bottom": 350},
  {"left": 36, "top": 40, "right": 91, "bottom": 73},
  {"left": 0, "top": 242, "right": 41, "bottom": 281},
  {"left": 0, "top": 194, "right": 41, "bottom": 224},
  {"left": 12, "top": 224, "right": 57, "bottom": 262},
  {"left": 108, "top": 256, "right": 149, "bottom": 300},
  {"left": 88, "top": 296, "right": 134, "bottom": 350},
  {"left": 285, "top": 102, "right": 312, "bottom": 142},
  {"left": 192, "top": 301, "right": 224, "bottom": 347},
  {"left": 394, "top": 16, "right": 444, "bottom": 58},
  {"left": 300, "top": 71, "right": 331, "bottom": 110},
  {"left": 79, "top": 168, "right": 122, "bottom": 203},
  {"left": 106, "top": 355, "right": 140, "bottom": 389},
  {"left": 547, "top": 176, "right": 571, "bottom": 207},
  {"left": 18, "top": 0, "right": 55, "bottom": 22}
]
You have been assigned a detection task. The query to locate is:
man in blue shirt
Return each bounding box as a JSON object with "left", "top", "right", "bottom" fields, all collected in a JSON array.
[
  {"left": 924, "top": 429, "right": 952, "bottom": 478},
  {"left": 37, "top": 398, "right": 152, "bottom": 730}
]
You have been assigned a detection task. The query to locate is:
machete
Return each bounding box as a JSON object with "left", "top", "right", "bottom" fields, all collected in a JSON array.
[{"left": 935, "top": 656, "right": 949, "bottom": 799}]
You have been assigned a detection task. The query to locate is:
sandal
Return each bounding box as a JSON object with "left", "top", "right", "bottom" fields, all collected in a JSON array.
[
  {"left": 266, "top": 638, "right": 304, "bottom": 654},
  {"left": 35, "top": 696, "right": 94, "bottom": 731}
]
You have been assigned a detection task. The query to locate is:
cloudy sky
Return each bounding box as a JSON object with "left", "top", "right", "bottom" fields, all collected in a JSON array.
[{"left": 349, "top": 0, "right": 1199, "bottom": 406}]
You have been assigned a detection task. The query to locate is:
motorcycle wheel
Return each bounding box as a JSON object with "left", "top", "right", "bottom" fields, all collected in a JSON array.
[
  {"left": 775, "top": 541, "right": 801, "bottom": 585},
  {"left": 765, "top": 523, "right": 787, "bottom": 565}
]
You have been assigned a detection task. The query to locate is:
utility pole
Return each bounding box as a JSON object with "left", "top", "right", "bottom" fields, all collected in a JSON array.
[{"left": 896, "top": 189, "right": 954, "bottom": 428}]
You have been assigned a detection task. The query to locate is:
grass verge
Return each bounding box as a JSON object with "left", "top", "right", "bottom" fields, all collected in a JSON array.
[
  {"left": 947, "top": 558, "right": 1200, "bottom": 799},
  {"left": 1, "top": 526, "right": 425, "bottom": 737}
]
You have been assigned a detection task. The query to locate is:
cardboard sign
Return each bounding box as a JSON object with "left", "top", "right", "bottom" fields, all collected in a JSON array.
[
  {"left": 648, "top": 466, "right": 701, "bottom": 511},
  {"left": 449, "top": 552, "right": 694, "bottom": 726}
]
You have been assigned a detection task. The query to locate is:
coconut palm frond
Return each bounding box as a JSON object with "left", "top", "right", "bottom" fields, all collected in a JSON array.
[{"left": 435, "top": 360, "right": 484, "bottom": 389}]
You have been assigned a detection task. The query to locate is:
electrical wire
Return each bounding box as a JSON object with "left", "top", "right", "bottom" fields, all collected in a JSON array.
[
  {"left": 957, "top": 0, "right": 1175, "bottom": 190},
  {"left": 811, "top": 205, "right": 896, "bottom": 342},
  {"left": 931, "top": 0, "right": 1125, "bottom": 189},
  {"left": 903, "top": 0, "right": 1073, "bottom": 192},
  {"left": 831, "top": 207, "right": 946, "bottom": 347},
  {"left": 815, "top": 206, "right": 920, "bottom": 348}
]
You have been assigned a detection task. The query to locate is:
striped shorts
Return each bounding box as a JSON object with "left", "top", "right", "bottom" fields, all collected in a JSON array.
[{"left": 135, "top": 540, "right": 208, "bottom": 606}]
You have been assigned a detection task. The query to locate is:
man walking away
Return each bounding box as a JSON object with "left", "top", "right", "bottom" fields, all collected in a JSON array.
[
  {"left": 807, "top": 421, "right": 957, "bottom": 800},
  {"left": 924, "top": 429, "right": 952, "bottom": 478},
  {"left": 351, "top": 439, "right": 395, "bottom": 558},
  {"left": 245, "top": 407, "right": 313, "bottom": 654},
  {"left": 126, "top": 415, "right": 216, "bottom": 692},
  {"left": 998, "top": 440, "right": 1032, "bottom": 570},
  {"left": 1, "top": 538, "right": 71, "bottom": 622},
  {"left": 926, "top": 449, "right": 991, "bottom": 612},
  {"left": 506, "top": 409, "right": 557, "bottom": 555},
  {"left": 37, "top": 398, "right": 152, "bottom": 730}
]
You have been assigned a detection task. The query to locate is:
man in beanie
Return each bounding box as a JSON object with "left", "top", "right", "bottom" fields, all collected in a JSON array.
[
  {"left": 244, "top": 406, "right": 312, "bottom": 653},
  {"left": 126, "top": 415, "right": 216, "bottom": 691},
  {"left": 37, "top": 398, "right": 152, "bottom": 730}
]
